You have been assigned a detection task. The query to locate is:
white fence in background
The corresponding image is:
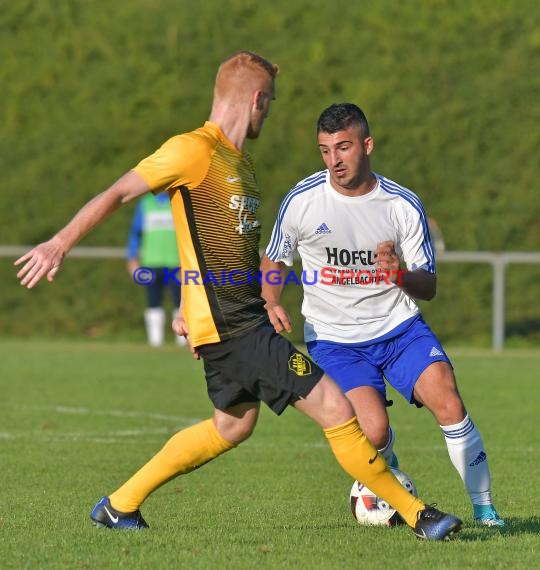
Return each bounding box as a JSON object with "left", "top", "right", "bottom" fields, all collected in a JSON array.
[
  {"left": 436, "top": 251, "right": 540, "bottom": 351},
  {"left": 2, "top": 246, "right": 540, "bottom": 351}
]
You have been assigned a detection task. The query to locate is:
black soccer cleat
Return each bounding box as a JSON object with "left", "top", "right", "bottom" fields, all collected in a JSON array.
[
  {"left": 413, "top": 505, "right": 462, "bottom": 540},
  {"left": 90, "top": 496, "right": 149, "bottom": 530}
]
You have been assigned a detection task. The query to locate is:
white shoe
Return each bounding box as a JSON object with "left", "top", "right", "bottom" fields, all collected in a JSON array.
[{"left": 144, "top": 308, "right": 166, "bottom": 347}]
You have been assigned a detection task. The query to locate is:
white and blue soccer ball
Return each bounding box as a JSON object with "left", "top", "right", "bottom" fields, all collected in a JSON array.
[{"left": 349, "top": 467, "right": 418, "bottom": 527}]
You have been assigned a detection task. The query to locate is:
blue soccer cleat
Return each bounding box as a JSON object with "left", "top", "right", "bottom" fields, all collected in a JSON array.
[
  {"left": 90, "top": 496, "right": 149, "bottom": 530},
  {"left": 474, "top": 504, "right": 505, "bottom": 527},
  {"left": 413, "top": 505, "right": 462, "bottom": 540}
]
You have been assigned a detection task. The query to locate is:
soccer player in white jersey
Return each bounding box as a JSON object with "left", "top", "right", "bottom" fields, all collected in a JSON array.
[{"left": 261, "top": 103, "right": 504, "bottom": 527}]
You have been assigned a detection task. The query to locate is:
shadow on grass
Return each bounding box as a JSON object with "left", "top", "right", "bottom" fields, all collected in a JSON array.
[{"left": 457, "top": 517, "right": 540, "bottom": 541}]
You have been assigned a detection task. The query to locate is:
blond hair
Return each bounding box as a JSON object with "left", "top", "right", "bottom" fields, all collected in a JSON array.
[{"left": 214, "top": 51, "right": 279, "bottom": 102}]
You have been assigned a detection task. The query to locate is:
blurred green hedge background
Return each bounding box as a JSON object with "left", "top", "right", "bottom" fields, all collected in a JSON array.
[{"left": 1, "top": 0, "right": 539, "bottom": 346}]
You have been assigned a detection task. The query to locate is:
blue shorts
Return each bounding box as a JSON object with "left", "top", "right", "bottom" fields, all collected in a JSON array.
[{"left": 306, "top": 316, "right": 451, "bottom": 405}]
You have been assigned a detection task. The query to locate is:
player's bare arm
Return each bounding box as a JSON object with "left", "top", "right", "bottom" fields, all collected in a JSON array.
[
  {"left": 375, "top": 240, "right": 436, "bottom": 301},
  {"left": 260, "top": 254, "right": 292, "bottom": 334},
  {"left": 15, "top": 170, "right": 150, "bottom": 289}
]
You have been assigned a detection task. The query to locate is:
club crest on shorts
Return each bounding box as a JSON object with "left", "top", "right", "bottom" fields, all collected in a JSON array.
[{"left": 288, "top": 353, "right": 312, "bottom": 376}]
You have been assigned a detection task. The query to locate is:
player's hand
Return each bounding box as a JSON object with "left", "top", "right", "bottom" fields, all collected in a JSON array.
[
  {"left": 172, "top": 312, "right": 199, "bottom": 360},
  {"left": 14, "top": 237, "right": 66, "bottom": 289},
  {"left": 264, "top": 302, "right": 292, "bottom": 334},
  {"left": 375, "top": 241, "right": 400, "bottom": 283},
  {"left": 126, "top": 258, "right": 140, "bottom": 277}
]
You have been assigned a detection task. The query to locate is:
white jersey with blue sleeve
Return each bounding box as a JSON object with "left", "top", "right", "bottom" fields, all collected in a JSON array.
[{"left": 265, "top": 171, "right": 435, "bottom": 343}]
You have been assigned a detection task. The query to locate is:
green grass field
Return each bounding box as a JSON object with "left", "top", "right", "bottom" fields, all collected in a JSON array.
[{"left": 1, "top": 340, "right": 538, "bottom": 569}]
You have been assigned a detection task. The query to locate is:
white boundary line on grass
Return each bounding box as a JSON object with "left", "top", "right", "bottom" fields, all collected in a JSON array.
[
  {"left": 0, "top": 427, "right": 173, "bottom": 443},
  {"left": 0, "top": 403, "right": 204, "bottom": 443},
  {"left": 1, "top": 402, "right": 202, "bottom": 424},
  {"left": 1, "top": 403, "right": 454, "bottom": 450}
]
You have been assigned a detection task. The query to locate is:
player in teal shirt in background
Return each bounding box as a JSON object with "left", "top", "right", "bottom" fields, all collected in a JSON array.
[{"left": 127, "top": 193, "right": 186, "bottom": 347}]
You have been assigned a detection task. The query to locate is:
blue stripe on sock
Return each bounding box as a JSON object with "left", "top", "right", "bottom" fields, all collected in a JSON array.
[{"left": 442, "top": 418, "right": 475, "bottom": 439}]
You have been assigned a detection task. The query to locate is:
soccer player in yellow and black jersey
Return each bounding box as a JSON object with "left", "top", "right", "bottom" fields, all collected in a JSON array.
[
  {"left": 15, "top": 51, "right": 461, "bottom": 539},
  {"left": 133, "top": 120, "right": 267, "bottom": 347}
]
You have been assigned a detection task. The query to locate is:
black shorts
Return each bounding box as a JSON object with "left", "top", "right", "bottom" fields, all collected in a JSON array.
[{"left": 198, "top": 323, "right": 324, "bottom": 415}]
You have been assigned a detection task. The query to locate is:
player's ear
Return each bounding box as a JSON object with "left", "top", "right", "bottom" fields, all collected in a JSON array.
[
  {"left": 254, "top": 90, "right": 265, "bottom": 111},
  {"left": 364, "top": 136, "right": 374, "bottom": 155}
]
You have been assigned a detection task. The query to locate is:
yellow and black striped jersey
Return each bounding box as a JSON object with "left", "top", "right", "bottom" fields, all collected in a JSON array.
[{"left": 133, "top": 122, "right": 267, "bottom": 347}]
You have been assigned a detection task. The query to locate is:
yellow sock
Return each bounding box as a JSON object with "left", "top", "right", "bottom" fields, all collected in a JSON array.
[
  {"left": 110, "top": 419, "right": 235, "bottom": 512},
  {"left": 324, "top": 417, "right": 424, "bottom": 527}
]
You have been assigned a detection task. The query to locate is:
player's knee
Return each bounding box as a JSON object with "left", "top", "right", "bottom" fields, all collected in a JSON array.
[
  {"left": 321, "top": 391, "right": 355, "bottom": 426},
  {"left": 215, "top": 417, "right": 256, "bottom": 445},
  {"left": 364, "top": 425, "right": 390, "bottom": 450},
  {"left": 432, "top": 394, "right": 466, "bottom": 425}
]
